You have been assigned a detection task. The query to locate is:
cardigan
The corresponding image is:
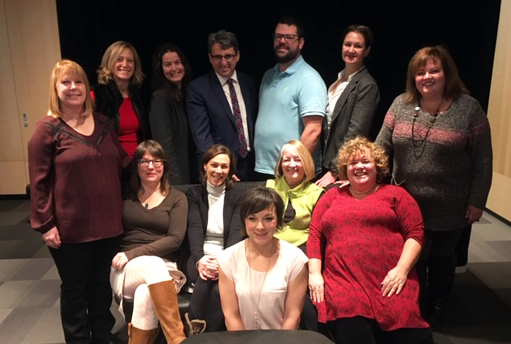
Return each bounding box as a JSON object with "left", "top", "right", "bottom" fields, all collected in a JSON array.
[
  {"left": 92, "top": 81, "right": 150, "bottom": 141},
  {"left": 186, "top": 184, "right": 243, "bottom": 264},
  {"left": 266, "top": 178, "right": 324, "bottom": 247}
]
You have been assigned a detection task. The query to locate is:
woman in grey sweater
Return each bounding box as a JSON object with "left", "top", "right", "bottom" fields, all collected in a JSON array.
[{"left": 376, "top": 46, "right": 492, "bottom": 327}]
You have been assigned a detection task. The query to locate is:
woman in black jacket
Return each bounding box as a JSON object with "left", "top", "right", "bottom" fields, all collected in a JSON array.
[
  {"left": 92, "top": 41, "right": 149, "bottom": 158},
  {"left": 184, "top": 144, "right": 243, "bottom": 335}
]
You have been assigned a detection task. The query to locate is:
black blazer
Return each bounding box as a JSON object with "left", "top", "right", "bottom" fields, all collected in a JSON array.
[
  {"left": 323, "top": 67, "right": 380, "bottom": 172},
  {"left": 186, "top": 70, "right": 257, "bottom": 160},
  {"left": 185, "top": 184, "right": 243, "bottom": 264}
]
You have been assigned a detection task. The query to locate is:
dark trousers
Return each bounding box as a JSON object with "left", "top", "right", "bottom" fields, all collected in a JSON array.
[
  {"left": 329, "top": 316, "right": 432, "bottom": 344},
  {"left": 236, "top": 151, "right": 255, "bottom": 181},
  {"left": 417, "top": 228, "right": 464, "bottom": 314},
  {"left": 188, "top": 278, "right": 225, "bottom": 332},
  {"left": 50, "top": 236, "right": 119, "bottom": 344}
]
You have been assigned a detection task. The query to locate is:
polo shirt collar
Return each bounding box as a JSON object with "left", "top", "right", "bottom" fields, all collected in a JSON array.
[{"left": 274, "top": 55, "right": 304, "bottom": 75}]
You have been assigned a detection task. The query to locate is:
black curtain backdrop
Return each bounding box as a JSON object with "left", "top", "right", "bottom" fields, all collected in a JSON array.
[{"left": 56, "top": 0, "right": 500, "bottom": 139}]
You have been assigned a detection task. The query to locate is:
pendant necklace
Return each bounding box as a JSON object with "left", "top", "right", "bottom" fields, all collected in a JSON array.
[
  {"left": 411, "top": 98, "right": 444, "bottom": 158},
  {"left": 247, "top": 239, "right": 274, "bottom": 330}
]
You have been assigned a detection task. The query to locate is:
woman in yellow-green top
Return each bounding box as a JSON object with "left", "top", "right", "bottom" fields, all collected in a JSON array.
[
  {"left": 266, "top": 140, "right": 324, "bottom": 252},
  {"left": 266, "top": 140, "right": 324, "bottom": 331}
]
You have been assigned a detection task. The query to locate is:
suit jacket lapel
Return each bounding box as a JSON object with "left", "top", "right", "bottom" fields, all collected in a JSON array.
[
  {"left": 330, "top": 68, "right": 368, "bottom": 124},
  {"left": 209, "top": 71, "right": 236, "bottom": 127}
]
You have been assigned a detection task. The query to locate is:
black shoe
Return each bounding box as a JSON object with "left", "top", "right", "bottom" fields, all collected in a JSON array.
[{"left": 425, "top": 298, "right": 448, "bottom": 328}]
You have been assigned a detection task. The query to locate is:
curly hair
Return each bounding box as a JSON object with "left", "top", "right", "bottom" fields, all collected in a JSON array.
[{"left": 336, "top": 136, "right": 389, "bottom": 182}]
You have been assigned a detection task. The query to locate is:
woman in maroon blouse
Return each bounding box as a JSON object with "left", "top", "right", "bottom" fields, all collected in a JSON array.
[
  {"left": 307, "top": 137, "right": 432, "bottom": 344},
  {"left": 92, "top": 41, "right": 149, "bottom": 158},
  {"left": 28, "top": 60, "right": 129, "bottom": 343}
]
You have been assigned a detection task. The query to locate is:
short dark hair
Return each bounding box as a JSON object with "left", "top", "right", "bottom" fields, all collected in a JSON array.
[
  {"left": 130, "top": 140, "right": 171, "bottom": 198},
  {"left": 342, "top": 24, "right": 374, "bottom": 49},
  {"left": 405, "top": 45, "right": 469, "bottom": 103},
  {"left": 151, "top": 44, "right": 192, "bottom": 101},
  {"left": 200, "top": 144, "right": 236, "bottom": 188},
  {"left": 277, "top": 15, "right": 304, "bottom": 38},
  {"left": 207, "top": 30, "right": 239, "bottom": 53},
  {"left": 240, "top": 187, "right": 284, "bottom": 238}
]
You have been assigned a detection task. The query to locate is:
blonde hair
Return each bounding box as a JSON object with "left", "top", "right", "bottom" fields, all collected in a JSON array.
[
  {"left": 336, "top": 136, "right": 389, "bottom": 181},
  {"left": 48, "top": 59, "right": 94, "bottom": 118},
  {"left": 274, "top": 140, "right": 316, "bottom": 182},
  {"left": 97, "top": 41, "right": 145, "bottom": 87}
]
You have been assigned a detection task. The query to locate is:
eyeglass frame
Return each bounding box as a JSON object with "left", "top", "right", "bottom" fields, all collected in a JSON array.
[
  {"left": 273, "top": 34, "right": 300, "bottom": 43},
  {"left": 137, "top": 159, "right": 165, "bottom": 168},
  {"left": 209, "top": 52, "right": 238, "bottom": 62}
]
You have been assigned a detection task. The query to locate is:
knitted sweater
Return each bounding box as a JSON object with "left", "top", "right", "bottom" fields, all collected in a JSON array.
[{"left": 376, "top": 93, "right": 492, "bottom": 231}]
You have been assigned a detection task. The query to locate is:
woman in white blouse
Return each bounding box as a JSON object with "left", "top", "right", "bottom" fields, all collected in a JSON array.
[{"left": 218, "top": 187, "right": 308, "bottom": 330}]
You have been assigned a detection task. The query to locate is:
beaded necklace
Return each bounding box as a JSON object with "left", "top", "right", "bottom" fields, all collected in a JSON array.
[{"left": 411, "top": 98, "right": 443, "bottom": 158}]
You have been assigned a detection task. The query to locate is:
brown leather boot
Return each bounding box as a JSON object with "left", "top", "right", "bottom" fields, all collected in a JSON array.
[
  {"left": 148, "top": 281, "right": 187, "bottom": 344},
  {"left": 128, "top": 323, "right": 159, "bottom": 344}
]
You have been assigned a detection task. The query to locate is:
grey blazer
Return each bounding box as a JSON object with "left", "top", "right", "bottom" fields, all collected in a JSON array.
[{"left": 323, "top": 67, "right": 380, "bottom": 173}]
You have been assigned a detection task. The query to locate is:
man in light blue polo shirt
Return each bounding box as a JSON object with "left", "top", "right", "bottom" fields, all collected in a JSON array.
[{"left": 254, "top": 15, "right": 327, "bottom": 178}]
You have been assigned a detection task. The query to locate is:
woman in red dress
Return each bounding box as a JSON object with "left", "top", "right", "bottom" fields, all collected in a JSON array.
[{"left": 307, "top": 137, "right": 432, "bottom": 344}]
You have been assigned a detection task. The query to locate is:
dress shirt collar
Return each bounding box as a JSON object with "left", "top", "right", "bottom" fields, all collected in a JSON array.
[
  {"left": 215, "top": 70, "right": 239, "bottom": 86},
  {"left": 337, "top": 65, "right": 365, "bottom": 82}
]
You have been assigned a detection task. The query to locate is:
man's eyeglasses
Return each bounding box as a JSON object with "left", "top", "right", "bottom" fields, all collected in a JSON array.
[
  {"left": 138, "top": 159, "right": 165, "bottom": 168},
  {"left": 273, "top": 34, "right": 300, "bottom": 42},
  {"left": 210, "top": 53, "right": 237, "bottom": 62}
]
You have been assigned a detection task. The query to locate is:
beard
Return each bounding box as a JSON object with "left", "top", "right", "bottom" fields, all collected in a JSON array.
[{"left": 274, "top": 44, "right": 300, "bottom": 64}]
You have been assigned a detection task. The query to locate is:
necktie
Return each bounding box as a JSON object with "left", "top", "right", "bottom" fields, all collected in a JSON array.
[{"left": 227, "top": 78, "right": 248, "bottom": 158}]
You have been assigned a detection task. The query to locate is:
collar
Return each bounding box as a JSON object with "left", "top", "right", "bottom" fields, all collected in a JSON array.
[
  {"left": 337, "top": 65, "right": 365, "bottom": 82},
  {"left": 215, "top": 70, "right": 239, "bottom": 86},
  {"left": 274, "top": 55, "right": 304, "bottom": 75}
]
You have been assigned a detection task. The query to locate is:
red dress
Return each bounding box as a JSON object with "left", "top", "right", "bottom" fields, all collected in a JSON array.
[
  {"left": 307, "top": 184, "right": 429, "bottom": 331},
  {"left": 117, "top": 98, "right": 140, "bottom": 158}
]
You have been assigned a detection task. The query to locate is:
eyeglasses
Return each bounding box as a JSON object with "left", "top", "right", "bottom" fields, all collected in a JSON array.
[
  {"left": 138, "top": 159, "right": 165, "bottom": 167},
  {"left": 273, "top": 34, "right": 300, "bottom": 42},
  {"left": 210, "top": 53, "right": 237, "bottom": 62}
]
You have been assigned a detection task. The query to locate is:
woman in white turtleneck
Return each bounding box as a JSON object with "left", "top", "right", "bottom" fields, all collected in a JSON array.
[{"left": 185, "top": 144, "right": 244, "bottom": 335}]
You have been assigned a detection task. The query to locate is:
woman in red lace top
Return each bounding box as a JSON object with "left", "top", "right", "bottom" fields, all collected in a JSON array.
[{"left": 307, "top": 137, "right": 432, "bottom": 344}]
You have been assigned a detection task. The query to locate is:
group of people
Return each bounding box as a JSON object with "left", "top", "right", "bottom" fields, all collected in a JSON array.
[{"left": 28, "top": 13, "right": 492, "bottom": 344}]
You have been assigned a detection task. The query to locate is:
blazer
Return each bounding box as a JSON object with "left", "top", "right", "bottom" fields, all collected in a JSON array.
[
  {"left": 323, "top": 67, "right": 380, "bottom": 173},
  {"left": 186, "top": 184, "right": 243, "bottom": 264},
  {"left": 186, "top": 70, "right": 257, "bottom": 159}
]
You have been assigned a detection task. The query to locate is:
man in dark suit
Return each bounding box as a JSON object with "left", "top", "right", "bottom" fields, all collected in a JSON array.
[{"left": 187, "top": 30, "right": 258, "bottom": 181}]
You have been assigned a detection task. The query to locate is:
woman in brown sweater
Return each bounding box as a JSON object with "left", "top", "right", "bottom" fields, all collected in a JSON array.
[{"left": 110, "top": 140, "right": 188, "bottom": 344}]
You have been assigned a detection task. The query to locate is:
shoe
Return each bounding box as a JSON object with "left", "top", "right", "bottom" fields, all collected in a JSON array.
[
  {"left": 128, "top": 323, "right": 159, "bottom": 344},
  {"left": 148, "top": 281, "right": 187, "bottom": 344},
  {"left": 184, "top": 313, "right": 207, "bottom": 336}
]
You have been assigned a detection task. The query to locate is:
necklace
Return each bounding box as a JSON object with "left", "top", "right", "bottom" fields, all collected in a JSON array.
[
  {"left": 247, "top": 239, "right": 275, "bottom": 330},
  {"left": 411, "top": 98, "right": 444, "bottom": 158}
]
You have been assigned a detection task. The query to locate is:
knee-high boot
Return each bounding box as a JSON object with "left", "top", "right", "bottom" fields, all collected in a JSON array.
[
  {"left": 128, "top": 323, "right": 159, "bottom": 344},
  {"left": 426, "top": 255, "right": 457, "bottom": 327},
  {"left": 147, "top": 281, "right": 187, "bottom": 344}
]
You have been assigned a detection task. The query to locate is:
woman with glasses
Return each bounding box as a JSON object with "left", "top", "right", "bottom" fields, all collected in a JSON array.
[
  {"left": 316, "top": 25, "right": 380, "bottom": 188},
  {"left": 184, "top": 144, "right": 244, "bottom": 335},
  {"left": 110, "top": 140, "right": 188, "bottom": 343}
]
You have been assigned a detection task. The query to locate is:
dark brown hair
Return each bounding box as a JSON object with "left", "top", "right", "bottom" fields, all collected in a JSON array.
[
  {"left": 200, "top": 144, "right": 236, "bottom": 188},
  {"left": 130, "top": 140, "right": 170, "bottom": 198},
  {"left": 239, "top": 187, "right": 284, "bottom": 238},
  {"left": 151, "top": 44, "right": 192, "bottom": 102}
]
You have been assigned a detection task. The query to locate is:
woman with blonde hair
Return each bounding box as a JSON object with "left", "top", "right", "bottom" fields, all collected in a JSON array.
[
  {"left": 266, "top": 140, "right": 323, "bottom": 331},
  {"left": 29, "top": 59, "right": 129, "bottom": 343},
  {"left": 92, "top": 40, "right": 149, "bottom": 158}
]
